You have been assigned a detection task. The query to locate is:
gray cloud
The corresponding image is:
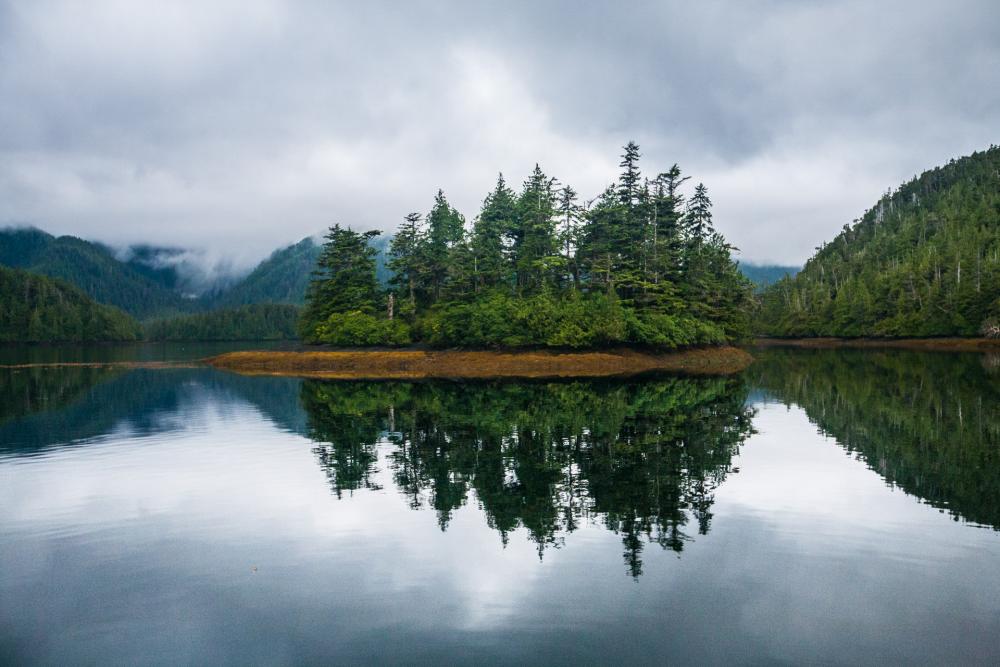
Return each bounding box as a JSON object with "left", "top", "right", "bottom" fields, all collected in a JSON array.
[{"left": 0, "top": 0, "right": 997, "bottom": 268}]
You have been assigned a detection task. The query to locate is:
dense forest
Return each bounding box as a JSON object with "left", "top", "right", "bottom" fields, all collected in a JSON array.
[
  {"left": 757, "top": 145, "right": 1000, "bottom": 337},
  {"left": 300, "top": 143, "right": 754, "bottom": 348},
  {"left": 144, "top": 304, "right": 299, "bottom": 341},
  {"left": 0, "top": 266, "right": 141, "bottom": 342},
  {"left": 0, "top": 228, "right": 197, "bottom": 319}
]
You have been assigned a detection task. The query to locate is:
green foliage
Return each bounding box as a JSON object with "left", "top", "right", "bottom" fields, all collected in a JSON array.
[
  {"left": 144, "top": 304, "right": 300, "bottom": 341},
  {"left": 416, "top": 291, "right": 723, "bottom": 349},
  {"left": 313, "top": 311, "right": 411, "bottom": 346},
  {"left": 758, "top": 145, "right": 1000, "bottom": 337},
  {"left": 0, "top": 266, "right": 141, "bottom": 342},
  {"left": 303, "top": 143, "right": 753, "bottom": 349}
]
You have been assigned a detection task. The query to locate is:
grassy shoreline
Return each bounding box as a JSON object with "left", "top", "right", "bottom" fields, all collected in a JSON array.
[
  {"left": 206, "top": 346, "right": 753, "bottom": 380},
  {"left": 754, "top": 337, "right": 1000, "bottom": 352}
]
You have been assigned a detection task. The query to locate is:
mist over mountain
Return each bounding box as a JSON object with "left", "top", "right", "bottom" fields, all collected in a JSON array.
[
  {"left": 0, "top": 226, "right": 391, "bottom": 319},
  {"left": 117, "top": 245, "right": 247, "bottom": 298}
]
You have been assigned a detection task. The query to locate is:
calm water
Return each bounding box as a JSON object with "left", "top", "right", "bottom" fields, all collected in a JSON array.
[{"left": 2, "top": 347, "right": 999, "bottom": 664}]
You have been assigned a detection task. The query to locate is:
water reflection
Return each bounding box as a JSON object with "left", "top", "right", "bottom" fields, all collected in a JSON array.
[
  {"left": 0, "top": 367, "right": 306, "bottom": 455},
  {"left": 754, "top": 348, "right": 1000, "bottom": 530},
  {"left": 302, "top": 377, "right": 756, "bottom": 577}
]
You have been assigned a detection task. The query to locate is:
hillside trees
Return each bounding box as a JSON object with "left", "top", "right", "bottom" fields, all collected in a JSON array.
[
  {"left": 0, "top": 266, "right": 141, "bottom": 342},
  {"left": 757, "top": 145, "right": 1000, "bottom": 337}
]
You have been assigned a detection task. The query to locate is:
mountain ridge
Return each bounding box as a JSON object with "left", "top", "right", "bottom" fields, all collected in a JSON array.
[{"left": 757, "top": 145, "right": 1000, "bottom": 337}]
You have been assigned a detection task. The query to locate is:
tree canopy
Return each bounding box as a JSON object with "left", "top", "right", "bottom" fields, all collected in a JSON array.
[{"left": 301, "top": 143, "right": 753, "bottom": 348}]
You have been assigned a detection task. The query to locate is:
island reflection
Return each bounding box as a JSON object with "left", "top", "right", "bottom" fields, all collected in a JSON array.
[{"left": 302, "top": 376, "right": 755, "bottom": 577}]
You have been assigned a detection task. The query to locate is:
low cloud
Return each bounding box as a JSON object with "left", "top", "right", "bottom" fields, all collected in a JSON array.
[{"left": 0, "top": 0, "right": 996, "bottom": 266}]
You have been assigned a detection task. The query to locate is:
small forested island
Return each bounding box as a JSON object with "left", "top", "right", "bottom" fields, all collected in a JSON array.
[
  {"left": 0, "top": 265, "right": 141, "bottom": 342},
  {"left": 297, "top": 142, "right": 753, "bottom": 350},
  {"left": 758, "top": 145, "right": 1000, "bottom": 338}
]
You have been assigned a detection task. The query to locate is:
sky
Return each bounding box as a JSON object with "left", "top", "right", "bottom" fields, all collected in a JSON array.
[{"left": 0, "top": 0, "right": 997, "bottom": 270}]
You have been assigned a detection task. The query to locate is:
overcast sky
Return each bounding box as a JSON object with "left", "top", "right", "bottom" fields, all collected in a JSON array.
[{"left": 0, "top": 0, "right": 997, "bottom": 269}]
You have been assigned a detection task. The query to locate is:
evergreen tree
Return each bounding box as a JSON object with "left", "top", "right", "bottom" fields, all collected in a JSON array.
[
  {"left": 425, "top": 190, "right": 465, "bottom": 299},
  {"left": 472, "top": 174, "right": 518, "bottom": 291},
  {"left": 515, "top": 165, "right": 559, "bottom": 291},
  {"left": 300, "top": 224, "right": 382, "bottom": 338},
  {"left": 557, "top": 185, "right": 581, "bottom": 288},
  {"left": 389, "top": 212, "right": 426, "bottom": 309}
]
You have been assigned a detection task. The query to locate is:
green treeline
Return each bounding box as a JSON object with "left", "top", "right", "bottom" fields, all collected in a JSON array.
[
  {"left": 144, "top": 304, "right": 300, "bottom": 341},
  {"left": 755, "top": 348, "right": 1000, "bottom": 530},
  {"left": 302, "top": 376, "right": 754, "bottom": 577},
  {"left": 758, "top": 145, "right": 1000, "bottom": 337},
  {"left": 300, "top": 143, "right": 754, "bottom": 348},
  {"left": 0, "top": 266, "right": 141, "bottom": 342}
]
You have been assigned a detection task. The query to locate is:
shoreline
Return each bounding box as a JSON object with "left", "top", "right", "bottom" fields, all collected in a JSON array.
[
  {"left": 753, "top": 337, "right": 1000, "bottom": 352},
  {"left": 206, "top": 346, "right": 753, "bottom": 380}
]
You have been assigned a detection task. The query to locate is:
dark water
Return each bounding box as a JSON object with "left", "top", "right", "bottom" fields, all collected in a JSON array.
[
  {"left": 0, "top": 340, "right": 300, "bottom": 365},
  {"left": 2, "top": 347, "right": 999, "bottom": 665}
]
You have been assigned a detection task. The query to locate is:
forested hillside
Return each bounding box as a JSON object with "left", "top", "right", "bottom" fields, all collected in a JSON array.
[
  {"left": 144, "top": 304, "right": 299, "bottom": 341},
  {"left": 0, "top": 228, "right": 194, "bottom": 319},
  {"left": 300, "top": 143, "right": 754, "bottom": 349},
  {"left": 758, "top": 145, "right": 1000, "bottom": 337},
  {"left": 211, "top": 238, "right": 321, "bottom": 307},
  {"left": 0, "top": 266, "right": 141, "bottom": 342}
]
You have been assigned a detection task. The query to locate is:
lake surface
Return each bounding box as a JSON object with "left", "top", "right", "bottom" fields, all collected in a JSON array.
[{"left": 2, "top": 346, "right": 999, "bottom": 664}]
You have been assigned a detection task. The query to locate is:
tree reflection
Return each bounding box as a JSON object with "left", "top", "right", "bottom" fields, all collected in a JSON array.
[
  {"left": 754, "top": 348, "right": 1000, "bottom": 530},
  {"left": 302, "top": 377, "right": 754, "bottom": 577}
]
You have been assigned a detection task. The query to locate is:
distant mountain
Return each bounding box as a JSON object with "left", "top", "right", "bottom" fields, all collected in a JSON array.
[
  {"left": 0, "top": 228, "right": 196, "bottom": 319},
  {"left": 211, "top": 237, "right": 321, "bottom": 307},
  {"left": 739, "top": 263, "right": 800, "bottom": 291},
  {"left": 0, "top": 226, "right": 391, "bottom": 322},
  {"left": 210, "top": 234, "right": 393, "bottom": 307},
  {"left": 758, "top": 145, "right": 1000, "bottom": 337},
  {"left": 0, "top": 265, "right": 141, "bottom": 342},
  {"left": 121, "top": 245, "right": 242, "bottom": 298}
]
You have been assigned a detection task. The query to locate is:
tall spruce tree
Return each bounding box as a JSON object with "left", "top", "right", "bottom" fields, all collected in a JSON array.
[
  {"left": 472, "top": 174, "right": 518, "bottom": 291},
  {"left": 425, "top": 190, "right": 465, "bottom": 299},
  {"left": 557, "top": 184, "right": 581, "bottom": 288},
  {"left": 300, "top": 224, "right": 381, "bottom": 337},
  {"left": 389, "top": 212, "right": 426, "bottom": 308},
  {"left": 515, "top": 165, "right": 559, "bottom": 291}
]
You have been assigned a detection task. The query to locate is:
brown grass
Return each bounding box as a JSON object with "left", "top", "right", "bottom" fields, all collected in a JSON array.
[
  {"left": 754, "top": 337, "right": 1000, "bottom": 352},
  {"left": 206, "top": 347, "right": 754, "bottom": 380}
]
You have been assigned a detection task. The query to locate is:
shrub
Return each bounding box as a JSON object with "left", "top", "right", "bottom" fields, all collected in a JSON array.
[
  {"left": 311, "top": 311, "right": 411, "bottom": 346},
  {"left": 416, "top": 291, "right": 722, "bottom": 349}
]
